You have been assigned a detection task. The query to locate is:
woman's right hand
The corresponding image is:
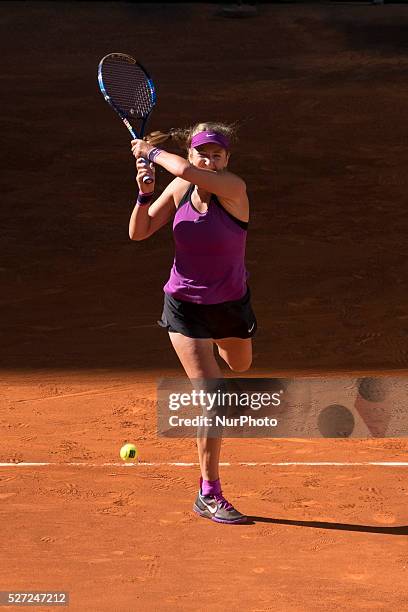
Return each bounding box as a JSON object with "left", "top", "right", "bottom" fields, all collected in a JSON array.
[{"left": 135, "top": 157, "right": 155, "bottom": 192}]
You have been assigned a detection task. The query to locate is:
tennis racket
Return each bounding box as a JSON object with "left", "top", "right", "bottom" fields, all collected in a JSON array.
[{"left": 98, "top": 52, "right": 157, "bottom": 184}]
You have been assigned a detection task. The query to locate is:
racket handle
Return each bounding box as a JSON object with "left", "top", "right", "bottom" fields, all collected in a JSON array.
[{"left": 140, "top": 157, "right": 154, "bottom": 184}]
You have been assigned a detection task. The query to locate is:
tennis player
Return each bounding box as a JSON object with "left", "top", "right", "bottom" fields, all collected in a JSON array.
[{"left": 129, "top": 122, "right": 257, "bottom": 524}]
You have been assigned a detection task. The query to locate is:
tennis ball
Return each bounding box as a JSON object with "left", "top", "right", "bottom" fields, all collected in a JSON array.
[{"left": 120, "top": 443, "right": 138, "bottom": 462}]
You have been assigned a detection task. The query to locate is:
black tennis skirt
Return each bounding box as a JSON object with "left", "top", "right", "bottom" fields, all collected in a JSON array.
[{"left": 157, "top": 286, "right": 257, "bottom": 340}]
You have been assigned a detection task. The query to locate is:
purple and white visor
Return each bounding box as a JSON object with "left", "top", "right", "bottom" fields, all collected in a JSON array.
[{"left": 190, "top": 130, "right": 230, "bottom": 150}]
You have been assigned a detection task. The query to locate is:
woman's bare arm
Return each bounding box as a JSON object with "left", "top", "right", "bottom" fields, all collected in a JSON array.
[
  {"left": 131, "top": 141, "right": 246, "bottom": 201},
  {"left": 129, "top": 177, "right": 183, "bottom": 241}
]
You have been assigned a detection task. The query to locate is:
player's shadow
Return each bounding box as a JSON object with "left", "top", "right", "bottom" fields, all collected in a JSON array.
[{"left": 246, "top": 516, "right": 408, "bottom": 536}]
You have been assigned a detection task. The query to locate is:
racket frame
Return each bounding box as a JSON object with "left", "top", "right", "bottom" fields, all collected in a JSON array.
[{"left": 98, "top": 52, "right": 157, "bottom": 183}]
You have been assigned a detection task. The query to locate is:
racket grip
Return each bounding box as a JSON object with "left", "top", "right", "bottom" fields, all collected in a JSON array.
[{"left": 140, "top": 157, "right": 153, "bottom": 184}]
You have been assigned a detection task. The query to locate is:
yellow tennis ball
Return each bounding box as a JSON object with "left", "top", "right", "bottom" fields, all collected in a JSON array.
[{"left": 120, "top": 443, "right": 138, "bottom": 462}]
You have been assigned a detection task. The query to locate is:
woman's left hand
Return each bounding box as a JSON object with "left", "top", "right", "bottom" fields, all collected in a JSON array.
[{"left": 131, "top": 139, "right": 152, "bottom": 160}]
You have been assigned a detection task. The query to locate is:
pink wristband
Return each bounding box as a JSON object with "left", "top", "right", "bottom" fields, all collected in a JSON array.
[
  {"left": 148, "top": 147, "right": 163, "bottom": 162},
  {"left": 136, "top": 192, "right": 154, "bottom": 206}
]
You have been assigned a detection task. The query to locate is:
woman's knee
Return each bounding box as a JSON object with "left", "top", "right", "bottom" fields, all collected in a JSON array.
[
  {"left": 216, "top": 340, "right": 252, "bottom": 373},
  {"left": 226, "top": 355, "right": 252, "bottom": 372}
]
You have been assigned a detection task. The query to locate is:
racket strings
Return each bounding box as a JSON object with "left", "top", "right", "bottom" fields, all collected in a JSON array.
[{"left": 101, "top": 60, "right": 154, "bottom": 118}]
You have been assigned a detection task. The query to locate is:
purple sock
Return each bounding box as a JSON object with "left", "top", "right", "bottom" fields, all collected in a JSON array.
[{"left": 201, "top": 477, "right": 221, "bottom": 496}]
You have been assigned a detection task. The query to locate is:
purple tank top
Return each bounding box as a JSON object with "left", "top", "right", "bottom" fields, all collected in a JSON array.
[{"left": 163, "top": 184, "right": 249, "bottom": 304}]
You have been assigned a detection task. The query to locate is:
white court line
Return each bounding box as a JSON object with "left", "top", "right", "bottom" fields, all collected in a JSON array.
[{"left": 0, "top": 462, "right": 408, "bottom": 467}]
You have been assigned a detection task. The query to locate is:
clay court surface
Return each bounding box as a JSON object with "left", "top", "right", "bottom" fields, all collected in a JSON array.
[{"left": 1, "top": 2, "right": 408, "bottom": 610}]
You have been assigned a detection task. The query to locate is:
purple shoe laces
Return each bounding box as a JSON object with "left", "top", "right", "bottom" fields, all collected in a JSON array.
[
  {"left": 213, "top": 491, "right": 234, "bottom": 511},
  {"left": 200, "top": 477, "right": 235, "bottom": 511}
]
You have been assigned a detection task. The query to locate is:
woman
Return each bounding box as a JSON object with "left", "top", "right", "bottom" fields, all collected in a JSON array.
[{"left": 129, "top": 122, "right": 257, "bottom": 524}]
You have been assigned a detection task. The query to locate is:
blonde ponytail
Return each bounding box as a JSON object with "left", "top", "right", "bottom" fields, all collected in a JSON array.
[{"left": 144, "top": 121, "right": 239, "bottom": 153}]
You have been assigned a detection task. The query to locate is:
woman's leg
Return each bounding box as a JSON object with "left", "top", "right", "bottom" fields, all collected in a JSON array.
[
  {"left": 168, "top": 332, "right": 247, "bottom": 523},
  {"left": 168, "top": 332, "right": 222, "bottom": 481},
  {"left": 214, "top": 337, "right": 253, "bottom": 372}
]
